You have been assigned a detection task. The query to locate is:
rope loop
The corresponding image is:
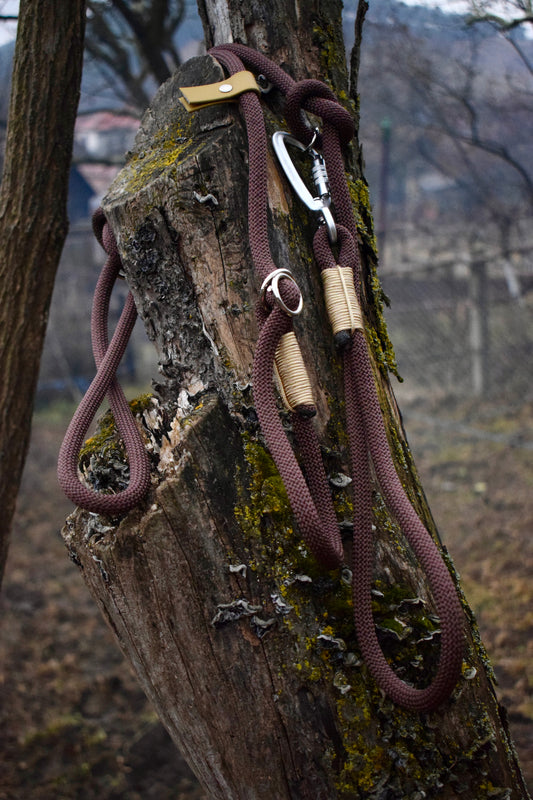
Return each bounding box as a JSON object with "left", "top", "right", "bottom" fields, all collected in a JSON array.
[
  {"left": 60, "top": 44, "right": 464, "bottom": 712},
  {"left": 208, "top": 44, "right": 464, "bottom": 710},
  {"left": 57, "top": 209, "right": 151, "bottom": 515},
  {"left": 252, "top": 306, "right": 343, "bottom": 570},
  {"left": 313, "top": 224, "right": 360, "bottom": 273},
  {"left": 285, "top": 79, "right": 355, "bottom": 147}
]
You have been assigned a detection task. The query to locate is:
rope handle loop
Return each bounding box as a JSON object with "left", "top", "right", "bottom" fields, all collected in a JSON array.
[
  {"left": 57, "top": 209, "right": 151, "bottom": 515},
  {"left": 253, "top": 305, "right": 343, "bottom": 569}
]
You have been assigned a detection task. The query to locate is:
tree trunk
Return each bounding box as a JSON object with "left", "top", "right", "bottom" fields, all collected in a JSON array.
[
  {"left": 61, "top": 2, "right": 530, "bottom": 798},
  {"left": 0, "top": 0, "right": 86, "bottom": 585}
]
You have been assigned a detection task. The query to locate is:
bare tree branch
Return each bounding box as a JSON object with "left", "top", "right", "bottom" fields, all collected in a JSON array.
[{"left": 85, "top": 0, "right": 186, "bottom": 112}]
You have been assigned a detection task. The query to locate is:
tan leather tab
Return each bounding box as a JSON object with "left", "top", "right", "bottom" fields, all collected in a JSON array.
[{"left": 179, "top": 70, "right": 260, "bottom": 112}]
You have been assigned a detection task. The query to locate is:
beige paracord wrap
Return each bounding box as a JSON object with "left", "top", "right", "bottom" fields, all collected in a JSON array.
[
  {"left": 274, "top": 268, "right": 362, "bottom": 410},
  {"left": 322, "top": 265, "right": 363, "bottom": 334},
  {"left": 274, "top": 331, "right": 314, "bottom": 410}
]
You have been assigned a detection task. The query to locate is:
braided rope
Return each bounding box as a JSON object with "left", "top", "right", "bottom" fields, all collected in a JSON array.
[
  {"left": 58, "top": 44, "right": 464, "bottom": 709},
  {"left": 210, "top": 44, "right": 464, "bottom": 710}
]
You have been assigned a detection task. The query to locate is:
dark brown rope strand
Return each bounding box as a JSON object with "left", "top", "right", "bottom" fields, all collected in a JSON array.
[
  {"left": 213, "top": 45, "right": 344, "bottom": 569},
  {"left": 58, "top": 44, "right": 464, "bottom": 709},
  {"left": 210, "top": 45, "right": 464, "bottom": 710},
  {"left": 252, "top": 305, "right": 343, "bottom": 569},
  {"left": 57, "top": 214, "right": 151, "bottom": 513}
]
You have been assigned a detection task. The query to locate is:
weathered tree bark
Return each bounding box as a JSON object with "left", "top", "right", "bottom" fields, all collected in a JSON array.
[
  {"left": 0, "top": 0, "right": 86, "bottom": 586},
  {"left": 61, "top": 2, "right": 530, "bottom": 798}
]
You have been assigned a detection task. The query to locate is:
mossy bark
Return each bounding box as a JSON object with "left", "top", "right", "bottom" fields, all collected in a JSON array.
[
  {"left": 0, "top": 0, "right": 86, "bottom": 586},
  {"left": 62, "top": 3, "right": 529, "bottom": 798}
]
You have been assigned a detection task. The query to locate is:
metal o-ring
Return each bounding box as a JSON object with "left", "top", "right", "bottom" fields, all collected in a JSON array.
[{"left": 260, "top": 268, "right": 303, "bottom": 317}]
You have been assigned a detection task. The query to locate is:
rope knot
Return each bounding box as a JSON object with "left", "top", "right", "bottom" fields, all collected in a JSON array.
[
  {"left": 284, "top": 79, "right": 355, "bottom": 147},
  {"left": 92, "top": 207, "right": 120, "bottom": 262}
]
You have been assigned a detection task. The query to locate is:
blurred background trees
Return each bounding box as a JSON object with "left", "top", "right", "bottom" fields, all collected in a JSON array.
[
  {"left": 2, "top": 0, "right": 529, "bottom": 403},
  {"left": 347, "top": 0, "right": 533, "bottom": 397},
  {"left": 1, "top": 0, "right": 531, "bottom": 401},
  {"left": 84, "top": 0, "right": 188, "bottom": 110}
]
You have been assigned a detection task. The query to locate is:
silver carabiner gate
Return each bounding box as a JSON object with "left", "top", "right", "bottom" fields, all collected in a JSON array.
[{"left": 272, "top": 130, "right": 337, "bottom": 244}]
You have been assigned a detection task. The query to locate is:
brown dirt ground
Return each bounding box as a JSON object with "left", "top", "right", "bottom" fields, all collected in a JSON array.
[
  {"left": 398, "top": 392, "right": 533, "bottom": 792},
  {"left": 0, "top": 393, "right": 531, "bottom": 798}
]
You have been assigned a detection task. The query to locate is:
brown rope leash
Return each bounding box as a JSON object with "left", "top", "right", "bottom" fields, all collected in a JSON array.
[
  {"left": 57, "top": 209, "right": 151, "bottom": 513},
  {"left": 58, "top": 45, "right": 464, "bottom": 710},
  {"left": 209, "top": 44, "right": 464, "bottom": 711}
]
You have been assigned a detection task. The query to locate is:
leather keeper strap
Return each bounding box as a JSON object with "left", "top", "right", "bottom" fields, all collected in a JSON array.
[{"left": 179, "top": 70, "right": 260, "bottom": 111}]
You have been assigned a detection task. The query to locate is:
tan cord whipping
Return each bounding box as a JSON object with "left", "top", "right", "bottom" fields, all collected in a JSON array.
[
  {"left": 274, "top": 331, "right": 315, "bottom": 410},
  {"left": 322, "top": 265, "right": 363, "bottom": 334}
]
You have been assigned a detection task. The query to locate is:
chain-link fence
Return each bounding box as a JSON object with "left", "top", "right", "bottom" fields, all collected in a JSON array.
[
  {"left": 380, "top": 245, "right": 533, "bottom": 401},
  {"left": 37, "top": 222, "right": 156, "bottom": 405}
]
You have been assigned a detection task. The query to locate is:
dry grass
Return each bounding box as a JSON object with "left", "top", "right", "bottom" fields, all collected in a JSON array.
[
  {"left": 0, "top": 394, "right": 531, "bottom": 797},
  {"left": 399, "top": 392, "right": 533, "bottom": 788}
]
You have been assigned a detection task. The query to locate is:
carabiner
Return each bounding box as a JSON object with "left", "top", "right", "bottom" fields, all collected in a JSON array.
[{"left": 272, "top": 130, "right": 337, "bottom": 244}]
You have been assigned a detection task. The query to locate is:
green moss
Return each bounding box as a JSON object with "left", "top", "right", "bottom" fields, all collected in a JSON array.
[
  {"left": 335, "top": 727, "right": 387, "bottom": 796},
  {"left": 128, "top": 392, "right": 154, "bottom": 416},
  {"left": 78, "top": 411, "right": 118, "bottom": 463},
  {"left": 233, "top": 432, "right": 514, "bottom": 797},
  {"left": 346, "top": 176, "right": 400, "bottom": 380},
  {"left": 312, "top": 18, "right": 349, "bottom": 88},
  {"left": 76, "top": 394, "right": 154, "bottom": 499},
  {"left": 347, "top": 177, "right": 378, "bottom": 256},
  {"left": 79, "top": 394, "right": 153, "bottom": 463},
  {"left": 372, "top": 492, "right": 407, "bottom": 554},
  {"left": 234, "top": 435, "right": 291, "bottom": 527},
  {"left": 117, "top": 119, "right": 199, "bottom": 196}
]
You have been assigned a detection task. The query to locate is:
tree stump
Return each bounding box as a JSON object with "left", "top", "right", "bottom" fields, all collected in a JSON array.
[{"left": 61, "top": 25, "right": 530, "bottom": 800}]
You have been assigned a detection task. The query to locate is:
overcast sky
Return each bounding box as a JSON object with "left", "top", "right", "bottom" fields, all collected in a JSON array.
[
  {"left": 0, "top": 0, "right": 18, "bottom": 45},
  {"left": 0, "top": 0, "right": 476, "bottom": 45},
  {"left": 1, "top": 0, "right": 510, "bottom": 50}
]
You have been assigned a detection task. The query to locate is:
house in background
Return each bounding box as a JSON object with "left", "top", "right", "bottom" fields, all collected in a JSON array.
[
  {"left": 0, "top": 39, "right": 140, "bottom": 213},
  {"left": 73, "top": 110, "right": 140, "bottom": 204}
]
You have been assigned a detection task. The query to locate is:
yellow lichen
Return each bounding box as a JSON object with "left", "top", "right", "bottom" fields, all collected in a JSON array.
[
  {"left": 232, "top": 401, "right": 505, "bottom": 797},
  {"left": 113, "top": 119, "right": 199, "bottom": 196}
]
